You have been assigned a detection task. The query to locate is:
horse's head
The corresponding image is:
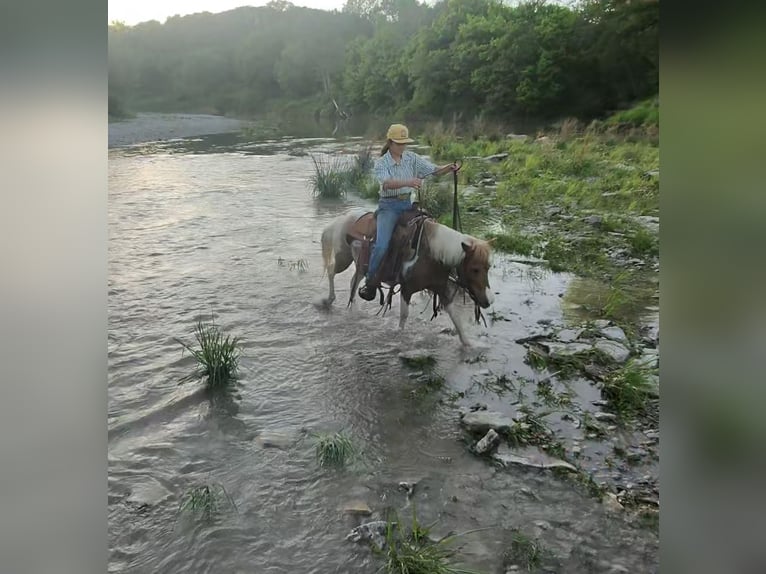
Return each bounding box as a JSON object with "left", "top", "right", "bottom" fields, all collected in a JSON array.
[{"left": 459, "top": 239, "right": 494, "bottom": 308}]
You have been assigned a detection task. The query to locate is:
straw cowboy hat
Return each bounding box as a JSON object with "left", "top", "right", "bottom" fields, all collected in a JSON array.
[{"left": 386, "top": 123, "right": 415, "bottom": 144}]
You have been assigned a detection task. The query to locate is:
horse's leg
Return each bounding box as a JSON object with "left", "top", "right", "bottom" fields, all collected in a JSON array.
[
  {"left": 399, "top": 288, "right": 412, "bottom": 330},
  {"left": 348, "top": 263, "right": 363, "bottom": 307},
  {"left": 321, "top": 224, "right": 352, "bottom": 308}
]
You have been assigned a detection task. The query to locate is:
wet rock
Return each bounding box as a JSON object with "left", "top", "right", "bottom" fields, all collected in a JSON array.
[
  {"left": 556, "top": 328, "right": 582, "bottom": 343},
  {"left": 493, "top": 445, "right": 577, "bottom": 473},
  {"left": 342, "top": 501, "right": 372, "bottom": 516},
  {"left": 126, "top": 477, "right": 172, "bottom": 507},
  {"left": 254, "top": 432, "right": 293, "bottom": 449},
  {"left": 461, "top": 410, "right": 515, "bottom": 434},
  {"left": 593, "top": 319, "right": 610, "bottom": 329},
  {"left": 643, "top": 169, "right": 659, "bottom": 179},
  {"left": 484, "top": 152, "right": 509, "bottom": 162},
  {"left": 346, "top": 520, "right": 390, "bottom": 549},
  {"left": 507, "top": 133, "right": 529, "bottom": 141},
  {"left": 541, "top": 341, "right": 592, "bottom": 358},
  {"left": 599, "top": 326, "right": 628, "bottom": 344},
  {"left": 479, "top": 177, "right": 496, "bottom": 186},
  {"left": 594, "top": 412, "right": 618, "bottom": 422},
  {"left": 474, "top": 429, "right": 501, "bottom": 454},
  {"left": 595, "top": 340, "right": 630, "bottom": 363},
  {"left": 584, "top": 215, "right": 603, "bottom": 227},
  {"left": 398, "top": 481, "right": 417, "bottom": 497},
  {"left": 602, "top": 492, "right": 624, "bottom": 513}
]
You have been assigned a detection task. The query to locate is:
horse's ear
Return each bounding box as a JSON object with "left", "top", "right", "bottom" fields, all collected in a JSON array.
[
  {"left": 485, "top": 236, "right": 496, "bottom": 246},
  {"left": 461, "top": 241, "right": 473, "bottom": 253}
]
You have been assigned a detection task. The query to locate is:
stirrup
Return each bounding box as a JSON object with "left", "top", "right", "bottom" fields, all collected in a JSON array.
[{"left": 358, "top": 282, "right": 378, "bottom": 301}]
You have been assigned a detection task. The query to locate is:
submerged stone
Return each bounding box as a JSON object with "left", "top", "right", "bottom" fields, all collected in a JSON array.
[
  {"left": 341, "top": 500, "right": 372, "bottom": 516},
  {"left": 493, "top": 445, "right": 577, "bottom": 473},
  {"left": 254, "top": 432, "right": 293, "bottom": 449},
  {"left": 126, "top": 477, "right": 172, "bottom": 507},
  {"left": 346, "top": 520, "right": 391, "bottom": 549},
  {"left": 461, "top": 410, "right": 515, "bottom": 434}
]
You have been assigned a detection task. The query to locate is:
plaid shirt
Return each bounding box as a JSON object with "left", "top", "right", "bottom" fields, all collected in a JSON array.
[{"left": 373, "top": 150, "right": 437, "bottom": 199}]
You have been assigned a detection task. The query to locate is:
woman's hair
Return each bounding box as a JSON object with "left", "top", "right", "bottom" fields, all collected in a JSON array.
[{"left": 380, "top": 140, "right": 391, "bottom": 156}]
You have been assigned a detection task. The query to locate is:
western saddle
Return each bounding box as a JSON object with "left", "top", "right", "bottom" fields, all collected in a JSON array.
[{"left": 345, "top": 208, "right": 430, "bottom": 298}]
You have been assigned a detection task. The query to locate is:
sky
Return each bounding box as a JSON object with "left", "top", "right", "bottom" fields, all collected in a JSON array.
[{"left": 108, "top": 1, "right": 348, "bottom": 26}]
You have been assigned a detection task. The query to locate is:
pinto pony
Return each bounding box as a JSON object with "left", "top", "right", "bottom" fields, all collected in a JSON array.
[{"left": 320, "top": 207, "right": 494, "bottom": 346}]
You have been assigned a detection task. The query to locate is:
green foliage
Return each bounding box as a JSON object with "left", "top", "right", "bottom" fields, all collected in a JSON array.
[
  {"left": 503, "top": 530, "right": 546, "bottom": 571},
  {"left": 178, "top": 483, "right": 237, "bottom": 520},
  {"left": 377, "top": 508, "right": 484, "bottom": 574},
  {"left": 177, "top": 319, "right": 241, "bottom": 388},
  {"left": 602, "top": 359, "right": 655, "bottom": 419},
  {"left": 607, "top": 97, "right": 659, "bottom": 128},
  {"left": 108, "top": 1, "right": 657, "bottom": 123},
  {"left": 314, "top": 431, "right": 356, "bottom": 468},
  {"left": 309, "top": 154, "right": 353, "bottom": 198}
]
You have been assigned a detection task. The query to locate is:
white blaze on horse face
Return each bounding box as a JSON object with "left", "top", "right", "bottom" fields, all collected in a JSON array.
[{"left": 485, "top": 287, "right": 495, "bottom": 306}]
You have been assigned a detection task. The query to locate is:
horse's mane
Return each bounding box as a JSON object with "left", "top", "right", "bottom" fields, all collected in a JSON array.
[{"left": 424, "top": 220, "right": 491, "bottom": 267}]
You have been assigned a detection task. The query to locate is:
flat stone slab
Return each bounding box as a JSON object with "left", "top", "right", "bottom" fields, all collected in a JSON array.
[
  {"left": 595, "top": 340, "right": 630, "bottom": 363},
  {"left": 254, "top": 432, "right": 293, "bottom": 449},
  {"left": 493, "top": 445, "right": 577, "bottom": 473},
  {"left": 126, "top": 477, "right": 172, "bottom": 507},
  {"left": 541, "top": 341, "right": 592, "bottom": 358},
  {"left": 461, "top": 410, "right": 516, "bottom": 434},
  {"left": 600, "top": 326, "right": 628, "bottom": 343},
  {"left": 341, "top": 500, "right": 372, "bottom": 516}
]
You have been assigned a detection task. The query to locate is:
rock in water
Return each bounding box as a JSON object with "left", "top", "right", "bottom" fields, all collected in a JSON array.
[
  {"left": 341, "top": 501, "right": 372, "bottom": 516},
  {"left": 474, "top": 429, "right": 500, "bottom": 454},
  {"left": 461, "top": 410, "right": 515, "bottom": 434},
  {"left": 346, "top": 520, "right": 392, "bottom": 550},
  {"left": 493, "top": 445, "right": 576, "bottom": 473},
  {"left": 126, "top": 477, "right": 172, "bottom": 507}
]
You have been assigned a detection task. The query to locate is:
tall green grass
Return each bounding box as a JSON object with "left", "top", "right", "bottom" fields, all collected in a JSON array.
[
  {"left": 314, "top": 431, "right": 356, "bottom": 468},
  {"left": 377, "top": 509, "right": 485, "bottom": 574},
  {"left": 177, "top": 319, "right": 241, "bottom": 388}
]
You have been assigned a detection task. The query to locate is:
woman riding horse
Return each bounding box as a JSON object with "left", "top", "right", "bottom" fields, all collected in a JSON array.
[{"left": 357, "top": 123, "right": 458, "bottom": 301}]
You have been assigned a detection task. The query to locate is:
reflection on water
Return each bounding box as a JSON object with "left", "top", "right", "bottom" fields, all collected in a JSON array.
[{"left": 108, "top": 126, "right": 658, "bottom": 573}]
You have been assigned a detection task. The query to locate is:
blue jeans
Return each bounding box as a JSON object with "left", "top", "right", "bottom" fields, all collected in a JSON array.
[{"left": 367, "top": 198, "right": 412, "bottom": 281}]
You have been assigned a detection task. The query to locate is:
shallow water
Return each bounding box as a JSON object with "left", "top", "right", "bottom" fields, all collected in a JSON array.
[{"left": 109, "top": 121, "right": 658, "bottom": 573}]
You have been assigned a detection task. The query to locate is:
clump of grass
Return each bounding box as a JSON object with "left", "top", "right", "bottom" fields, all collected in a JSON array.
[
  {"left": 602, "top": 360, "right": 654, "bottom": 419},
  {"left": 485, "top": 230, "right": 536, "bottom": 257},
  {"left": 503, "top": 530, "right": 547, "bottom": 571},
  {"left": 524, "top": 344, "right": 615, "bottom": 380},
  {"left": 400, "top": 353, "right": 437, "bottom": 369},
  {"left": 178, "top": 319, "right": 241, "bottom": 388},
  {"left": 178, "top": 483, "right": 237, "bottom": 521},
  {"left": 377, "top": 509, "right": 484, "bottom": 574},
  {"left": 628, "top": 226, "right": 658, "bottom": 257},
  {"left": 309, "top": 154, "right": 353, "bottom": 198},
  {"left": 314, "top": 431, "right": 356, "bottom": 468},
  {"left": 277, "top": 257, "right": 309, "bottom": 272}
]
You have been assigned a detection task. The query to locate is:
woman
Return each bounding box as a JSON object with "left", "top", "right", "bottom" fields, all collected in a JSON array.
[{"left": 358, "top": 123, "right": 458, "bottom": 301}]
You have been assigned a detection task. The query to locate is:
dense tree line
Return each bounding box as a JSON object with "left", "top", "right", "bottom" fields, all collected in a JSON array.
[{"left": 108, "top": 0, "right": 658, "bottom": 122}]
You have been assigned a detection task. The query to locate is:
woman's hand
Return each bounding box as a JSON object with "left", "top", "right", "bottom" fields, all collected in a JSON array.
[{"left": 409, "top": 178, "right": 423, "bottom": 189}]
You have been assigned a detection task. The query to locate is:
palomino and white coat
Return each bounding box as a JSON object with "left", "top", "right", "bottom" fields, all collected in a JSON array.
[{"left": 320, "top": 208, "right": 494, "bottom": 346}]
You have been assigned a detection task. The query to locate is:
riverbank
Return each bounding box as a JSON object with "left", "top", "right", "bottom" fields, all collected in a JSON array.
[{"left": 108, "top": 112, "right": 244, "bottom": 148}]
